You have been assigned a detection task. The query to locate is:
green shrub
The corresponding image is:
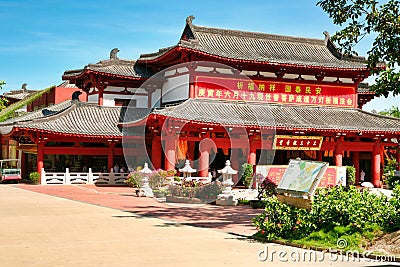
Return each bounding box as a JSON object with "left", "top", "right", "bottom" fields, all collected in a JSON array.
[
  {"left": 125, "top": 171, "right": 144, "bottom": 188},
  {"left": 29, "top": 172, "right": 40, "bottom": 184},
  {"left": 148, "top": 169, "right": 167, "bottom": 189},
  {"left": 253, "top": 185, "right": 398, "bottom": 242},
  {"left": 384, "top": 158, "right": 400, "bottom": 189},
  {"left": 241, "top": 163, "right": 254, "bottom": 188},
  {"left": 346, "top": 165, "right": 356, "bottom": 186}
]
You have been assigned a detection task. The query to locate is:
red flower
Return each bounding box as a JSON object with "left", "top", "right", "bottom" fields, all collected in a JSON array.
[{"left": 261, "top": 230, "right": 265, "bottom": 235}]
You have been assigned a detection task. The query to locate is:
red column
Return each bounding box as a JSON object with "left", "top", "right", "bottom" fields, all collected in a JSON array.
[
  {"left": 147, "top": 89, "right": 154, "bottom": 108},
  {"left": 164, "top": 138, "right": 176, "bottom": 171},
  {"left": 37, "top": 142, "right": 44, "bottom": 183},
  {"left": 189, "top": 83, "right": 195, "bottom": 98},
  {"left": 372, "top": 142, "right": 381, "bottom": 187},
  {"left": 231, "top": 148, "right": 240, "bottom": 184},
  {"left": 107, "top": 142, "right": 115, "bottom": 173},
  {"left": 248, "top": 142, "right": 257, "bottom": 165},
  {"left": 397, "top": 148, "right": 400, "bottom": 171},
  {"left": 199, "top": 148, "right": 209, "bottom": 178},
  {"left": 98, "top": 88, "right": 104, "bottom": 106},
  {"left": 352, "top": 151, "right": 360, "bottom": 184},
  {"left": 151, "top": 137, "right": 162, "bottom": 169},
  {"left": 334, "top": 138, "right": 343, "bottom": 167},
  {"left": 317, "top": 151, "right": 323, "bottom": 161}
]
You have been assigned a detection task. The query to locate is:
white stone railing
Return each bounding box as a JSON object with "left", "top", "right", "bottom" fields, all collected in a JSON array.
[{"left": 41, "top": 168, "right": 129, "bottom": 185}]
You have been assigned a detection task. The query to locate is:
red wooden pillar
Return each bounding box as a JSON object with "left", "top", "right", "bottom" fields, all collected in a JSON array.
[
  {"left": 37, "top": 142, "right": 44, "bottom": 183},
  {"left": 199, "top": 145, "right": 209, "bottom": 178},
  {"left": 231, "top": 148, "right": 240, "bottom": 184},
  {"left": 107, "top": 142, "right": 115, "bottom": 173},
  {"left": 164, "top": 138, "right": 176, "bottom": 171},
  {"left": 396, "top": 148, "right": 400, "bottom": 171},
  {"left": 248, "top": 142, "right": 257, "bottom": 165},
  {"left": 317, "top": 151, "right": 323, "bottom": 161},
  {"left": 147, "top": 88, "right": 155, "bottom": 108},
  {"left": 151, "top": 137, "right": 162, "bottom": 169},
  {"left": 189, "top": 83, "right": 195, "bottom": 98},
  {"left": 97, "top": 84, "right": 105, "bottom": 106},
  {"left": 352, "top": 151, "right": 360, "bottom": 184},
  {"left": 334, "top": 138, "right": 343, "bottom": 167},
  {"left": 372, "top": 142, "right": 381, "bottom": 187}
]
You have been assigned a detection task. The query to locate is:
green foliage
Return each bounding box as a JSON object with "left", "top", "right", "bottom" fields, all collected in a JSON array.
[
  {"left": 254, "top": 173, "right": 277, "bottom": 200},
  {"left": 292, "top": 224, "right": 383, "bottom": 251},
  {"left": 167, "top": 181, "right": 223, "bottom": 199},
  {"left": 379, "top": 106, "right": 400, "bottom": 118},
  {"left": 383, "top": 157, "right": 399, "bottom": 189},
  {"left": 148, "top": 169, "right": 167, "bottom": 189},
  {"left": 0, "top": 80, "right": 8, "bottom": 111},
  {"left": 125, "top": 171, "right": 144, "bottom": 188},
  {"left": 29, "top": 172, "right": 40, "bottom": 184},
  {"left": 317, "top": 0, "right": 400, "bottom": 96},
  {"left": 253, "top": 186, "right": 400, "bottom": 243},
  {"left": 241, "top": 163, "right": 254, "bottom": 188},
  {"left": 0, "top": 85, "right": 55, "bottom": 122},
  {"left": 252, "top": 196, "right": 314, "bottom": 240},
  {"left": 346, "top": 165, "right": 356, "bottom": 186}
]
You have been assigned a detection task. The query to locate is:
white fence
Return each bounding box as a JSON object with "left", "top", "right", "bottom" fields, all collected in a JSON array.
[{"left": 41, "top": 168, "right": 129, "bottom": 185}]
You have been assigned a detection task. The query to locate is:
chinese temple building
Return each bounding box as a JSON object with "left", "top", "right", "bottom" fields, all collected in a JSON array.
[{"left": 1, "top": 16, "right": 400, "bottom": 187}]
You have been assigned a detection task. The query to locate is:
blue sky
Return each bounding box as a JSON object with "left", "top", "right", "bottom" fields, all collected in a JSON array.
[{"left": 0, "top": 0, "right": 397, "bottom": 111}]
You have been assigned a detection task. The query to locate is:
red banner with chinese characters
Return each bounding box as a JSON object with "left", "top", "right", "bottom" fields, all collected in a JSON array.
[
  {"left": 273, "top": 135, "right": 323, "bottom": 150},
  {"left": 194, "top": 76, "right": 356, "bottom": 108}
]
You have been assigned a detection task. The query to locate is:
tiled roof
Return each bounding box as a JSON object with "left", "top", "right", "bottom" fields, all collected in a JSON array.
[
  {"left": 140, "top": 16, "right": 368, "bottom": 70},
  {"left": 0, "top": 101, "right": 149, "bottom": 137},
  {"left": 147, "top": 98, "right": 400, "bottom": 134},
  {"left": 63, "top": 59, "right": 153, "bottom": 79},
  {"left": 357, "top": 83, "right": 375, "bottom": 94},
  {"left": 4, "top": 89, "right": 37, "bottom": 100}
]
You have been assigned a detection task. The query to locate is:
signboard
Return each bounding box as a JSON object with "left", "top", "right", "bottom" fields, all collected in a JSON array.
[
  {"left": 273, "top": 135, "right": 323, "bottom": 150},
  {"left": 276, "top": 159, "right": 328, "bottom": 195},
  {"left": 195, "top": 76, "right": 356, "bottom": 108},
  {"left": 255, "top": 164, "right": 344, "bottom": 189}
]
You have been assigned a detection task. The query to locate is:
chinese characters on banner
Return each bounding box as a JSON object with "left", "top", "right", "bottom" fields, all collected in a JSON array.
[
  {"left": 194, "top": 76, "right": 357, "bottom": 108},
  {"left": 273, "top": 135, "right": 323, "bottom": 150}
]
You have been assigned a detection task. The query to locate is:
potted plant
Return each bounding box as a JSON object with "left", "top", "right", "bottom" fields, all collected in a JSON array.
[{"left": 29, "top": 172, "right": 40, "bottom": 185}]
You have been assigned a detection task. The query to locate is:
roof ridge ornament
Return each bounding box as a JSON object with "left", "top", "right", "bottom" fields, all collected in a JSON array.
[
  {"left": 323, "top": 31, "right": 330, "bottom": 45},
  {"left": 186, "top": 15, "right": 195, "bottom": 25},
  {"left": 110, "top": 48, "right": 120, "bottom": 60}
]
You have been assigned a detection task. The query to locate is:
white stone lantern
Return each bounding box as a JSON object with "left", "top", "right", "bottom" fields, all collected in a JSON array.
[
  {"left": 216, "top": 160, "right": 238, "bottom": 206},
  {"left": 179, "top": 160, "right": 197, "bottom": 179},
  {"left": 139, "top": 162, "right": 153, "bottom": 197}
]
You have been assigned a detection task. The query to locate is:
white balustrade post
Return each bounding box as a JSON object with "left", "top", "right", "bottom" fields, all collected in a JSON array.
[
  {"left": 88, "top": 168, "right": 93, "bottom": 184},
  {"left": 41, "top": 168, "right": 46, "bottom": 185},
  {"left": 65, "top": 168, "right": 70, "bottom": 184}
]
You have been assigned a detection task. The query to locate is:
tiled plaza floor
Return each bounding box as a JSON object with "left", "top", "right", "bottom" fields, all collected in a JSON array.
[{"left": 15, "top": 184, "right": 261, "bottom": 237}]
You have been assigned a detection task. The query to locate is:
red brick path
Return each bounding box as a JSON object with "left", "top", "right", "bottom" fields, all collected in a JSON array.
[{"left": 15, "top": 184, "right": 260, "bottom": 236}]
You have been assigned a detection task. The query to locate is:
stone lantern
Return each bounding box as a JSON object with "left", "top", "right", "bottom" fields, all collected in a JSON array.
[
  {"left": 139, "top": 162, "right": 153, "bottom": 197},
  {"left": 179, "top": 160, "right": 196, "bottom": 179},
  {"left": 216, "top": 160, "right": 238, "bottom": 206}
]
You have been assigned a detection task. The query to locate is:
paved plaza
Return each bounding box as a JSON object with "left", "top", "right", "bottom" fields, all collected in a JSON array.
[{"left": 0, "top": 184, "right": 398, "bottom": 266}]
